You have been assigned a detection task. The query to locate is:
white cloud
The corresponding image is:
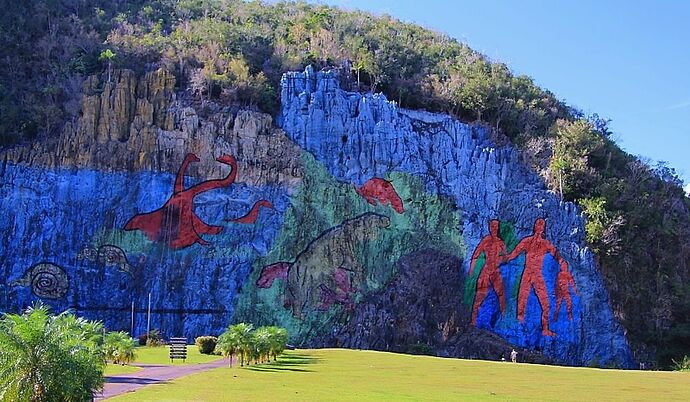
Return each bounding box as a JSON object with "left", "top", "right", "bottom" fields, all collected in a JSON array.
[
  {"left": 666, "top": 101, "right": 690, "bottom": 110},
  {"left": 685, "top": 183, "right": 690, "bottom": 196}
]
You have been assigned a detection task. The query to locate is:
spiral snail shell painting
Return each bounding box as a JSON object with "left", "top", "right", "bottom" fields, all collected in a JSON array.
[{"left": 11, "top": 263, "right": 69, "bottom": 299}]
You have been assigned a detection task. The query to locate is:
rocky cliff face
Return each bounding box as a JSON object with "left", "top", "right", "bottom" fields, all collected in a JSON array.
[
  {"left": 275, "top": 67, "right": 634, "bottom": 367},
  {"left": 0, "top": 67, "right": 633, "bottom": 367},
  {"left": 1, "top": 69, "right": 301, "bottom": 337}
]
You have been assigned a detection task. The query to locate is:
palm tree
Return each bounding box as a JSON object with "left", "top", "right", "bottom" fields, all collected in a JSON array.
[
  {"left": 266, "top": 326, "right": 288, "bottom": 362},
  {"left": 99, "top": 48, "right": 116, "bottom": 83},
  {"left": 233, "top": 323, "right": 254, "bottom": 367},
  {"left": 253, "top": 327, "right": 272, "bottom": 364},
  {"left": 216, "top": 329, "right": 240, "bottom": 367},
  {"left": 104, "top": 331, "right": 138, "bottom": 365},
  {"left": 217, "top": 323, "right": 254, "bottom": 367},
  {"left": 0, "top": 303, "right": 106, "bottom": 401}
]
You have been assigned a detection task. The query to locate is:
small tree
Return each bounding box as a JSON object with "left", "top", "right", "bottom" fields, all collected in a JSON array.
[
  {"left": 104, "top": 331, "right": 137, "bottom": 365},
  {"left": 99, "top": 48, "right": 116, "bottom": 83},
  {"left": 215, "top": 330, "right": 240, "bottom": 367},
  {"left": 0, "top": 304, "right": 106, "bottom": 401},
  {"left": 671, "top": 355, "right": 690, "bottom": 372},
  {"left": 252, "top": 327, "right": 271, "bottom": 364},
  {"left": 266, "top": 326, "right": 288, "bottom": 362},
  {"left": 218, "top": 323, "right": 254, "bottom": 367}
]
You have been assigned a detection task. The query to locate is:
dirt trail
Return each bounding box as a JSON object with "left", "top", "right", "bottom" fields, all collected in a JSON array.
[{"left": 96, "top": 358, "right": 230, "bottom": 400}]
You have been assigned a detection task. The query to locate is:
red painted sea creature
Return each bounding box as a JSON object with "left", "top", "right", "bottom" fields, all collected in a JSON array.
[
  {"left": 124, "top": 153, "right": 238, "bottom": 249},
  {"left": 354, "top": 177, "right": 404, "bottom": 214},
  {"left": 226, "top": 200, "right": 273, "bottom": 224}
]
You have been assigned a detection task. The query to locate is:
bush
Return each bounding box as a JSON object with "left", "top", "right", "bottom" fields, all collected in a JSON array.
[
  {"left": 138, "top": 329, "right": 164, "bottom": 346},
  {"left": 0, "top": 303, "right": 105, "bottom": 401},
  {"left": 104, "top": 331, "right": 137, "bottom": 365},
  {"left": 195, "top": 336, "right": 218, "bottom": 354},
  {"left": 407, "top": 342, "right": 433, "bottom": 356},
  {"left": 671, "top": 355, "right": 690, "bottom": 372}
]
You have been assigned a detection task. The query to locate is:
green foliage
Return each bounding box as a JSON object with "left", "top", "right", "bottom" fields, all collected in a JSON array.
[
  {"left": 407, "top": 342, "right": 433, "bottom": 356},
  {"left": 103, "top": 331, "right": 138, "bottom": 365},
  {"left": 671, "top": 355, "right": 690, "bottom": 372},
  {"left": 215, "top": 323, "right": 288, "bottom": 367},
  {"left": 216, "top": 323, "right": 254, "bottom": 367},
  {"left": 138, "top": 329, "right": 164, "bottom": 346},
  {"left": 194, "top": 336, "right": 218, "bottom": 354},
  {"left": 99, "top": 48, "right": 116, "bottom": 62},
  {"left": 548, "top": 119, "right": 605, "bottom": 199},
  {"left": 0, "top": 303, "right": 105, "bottom": 401}
]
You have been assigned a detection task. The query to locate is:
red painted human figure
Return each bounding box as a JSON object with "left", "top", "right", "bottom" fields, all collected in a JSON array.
[
  {"left": 124, "top": 153, "right": 237, "bottom": 249},
  {"left": 553, "top": 264, "right": 578, "bottom": 321},
  {"left": 469, "top": 219, "right": 507, "bottom": 326},
  {"left": 506, "top": 218, "right": 568, "bottom": 336}
]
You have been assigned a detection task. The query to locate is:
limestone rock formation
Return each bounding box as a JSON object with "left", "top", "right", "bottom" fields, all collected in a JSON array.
[
  {"left": 1, "top": 69, "right": 302, "bottom": 188},
  {"left": 277, "top": 66, "right": 634, "bottom": 367},
  {"left": 0, "top": 66, "right": 634, "bottom": 368}
]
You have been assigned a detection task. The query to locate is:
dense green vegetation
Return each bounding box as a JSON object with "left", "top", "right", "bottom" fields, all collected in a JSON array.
[
  {"left": 104, "top": 331, "right": 138, "bottom": 365},
  {"left": 215, "top": 323, "right": 288, "bottom": 366},
  {"left": 0, "top": 304, "right": 105, "bottom": 402},
  {"left": 0, "top": 0, "right": 688, "bottom": 367},
  {"left": 108, "top": 349, "right": 690, "bottom": 401}
]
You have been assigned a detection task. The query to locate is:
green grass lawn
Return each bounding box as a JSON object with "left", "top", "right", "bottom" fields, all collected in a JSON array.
[
  {"left": 134, "top": 345, "right": 223, "bottom": 365},
  {"left": 108, "top": 348, "right": 690, "bottom": 401},
  {"left": 103, "top": 345, "right": 223, "bottom": 376},
  {"left": 104, "top": 364, "right": 140, "bottom": 376}
]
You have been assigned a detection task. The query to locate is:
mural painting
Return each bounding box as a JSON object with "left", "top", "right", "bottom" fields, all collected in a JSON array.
[
  {"left": 469, "top": 219, "right": 507, "bottom": 325},
  {"left": 233, "top": 156, "right": 464, "bottom": 343},
  {"left": 226, "top": 200, "right": 274, "bottom": 224},
  {"left": 0, "top": 68, "right": 634, "bottom": 367},
  {"left": 124, "top": 153, "right": 237, "bottom": 249},
  {"left": 354, "top": 178, "right": 405, "bottom": 214},
  {"left": 11, "top": 263, "right": 70, "bottom": 299},
  {"left": 469, "top": 218, "right": 577, "bottom": 337},
  {"left": 257, "top": 212, "right": 391, "bottom": 319},
  {"left": 77, "top": 244, "right": 134, "bottom": 276},
  {"left": 554, "top": 263, "right": 578, "bottom": 321}
]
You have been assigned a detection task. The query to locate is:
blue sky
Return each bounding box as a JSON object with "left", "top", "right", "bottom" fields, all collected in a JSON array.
[{"left": 313, "top": 0, "right": 690, "bottom": 191}]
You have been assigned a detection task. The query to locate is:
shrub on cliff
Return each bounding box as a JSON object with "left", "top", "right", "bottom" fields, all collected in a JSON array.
[
  {"left": 195, "top": 336, "right": 218, "bottom": 355},
  {"left": 0, "top": 303, "right": 105, "bottom": 401}
]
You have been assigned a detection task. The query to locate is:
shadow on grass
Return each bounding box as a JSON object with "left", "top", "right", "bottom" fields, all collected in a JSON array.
[
  {"left": 243, "top": 353, "right": 321, "bottom": 373},
  {"left": 104, "top": 376, "right": 170, "bottom": 385}
]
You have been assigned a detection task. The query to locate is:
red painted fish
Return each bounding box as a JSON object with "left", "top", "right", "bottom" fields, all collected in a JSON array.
[
  {"left": 226, "top": 200, "right": 273, "bottom": 224},
  {"left": 354, "top": 177, "right": 404, "bottom": 214}
]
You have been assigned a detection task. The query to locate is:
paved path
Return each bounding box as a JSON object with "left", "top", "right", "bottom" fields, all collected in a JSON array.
[{"left": 96, "top": 359, "right": 230, "bottom": 400}]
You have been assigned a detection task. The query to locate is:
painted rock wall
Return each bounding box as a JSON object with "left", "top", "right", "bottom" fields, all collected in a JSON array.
[
  {"left": 273, "top": 67, "right": 634, "bottom": 367},
  {"left": 0, "top": 67, "right": 633, "bottom": 367}
]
